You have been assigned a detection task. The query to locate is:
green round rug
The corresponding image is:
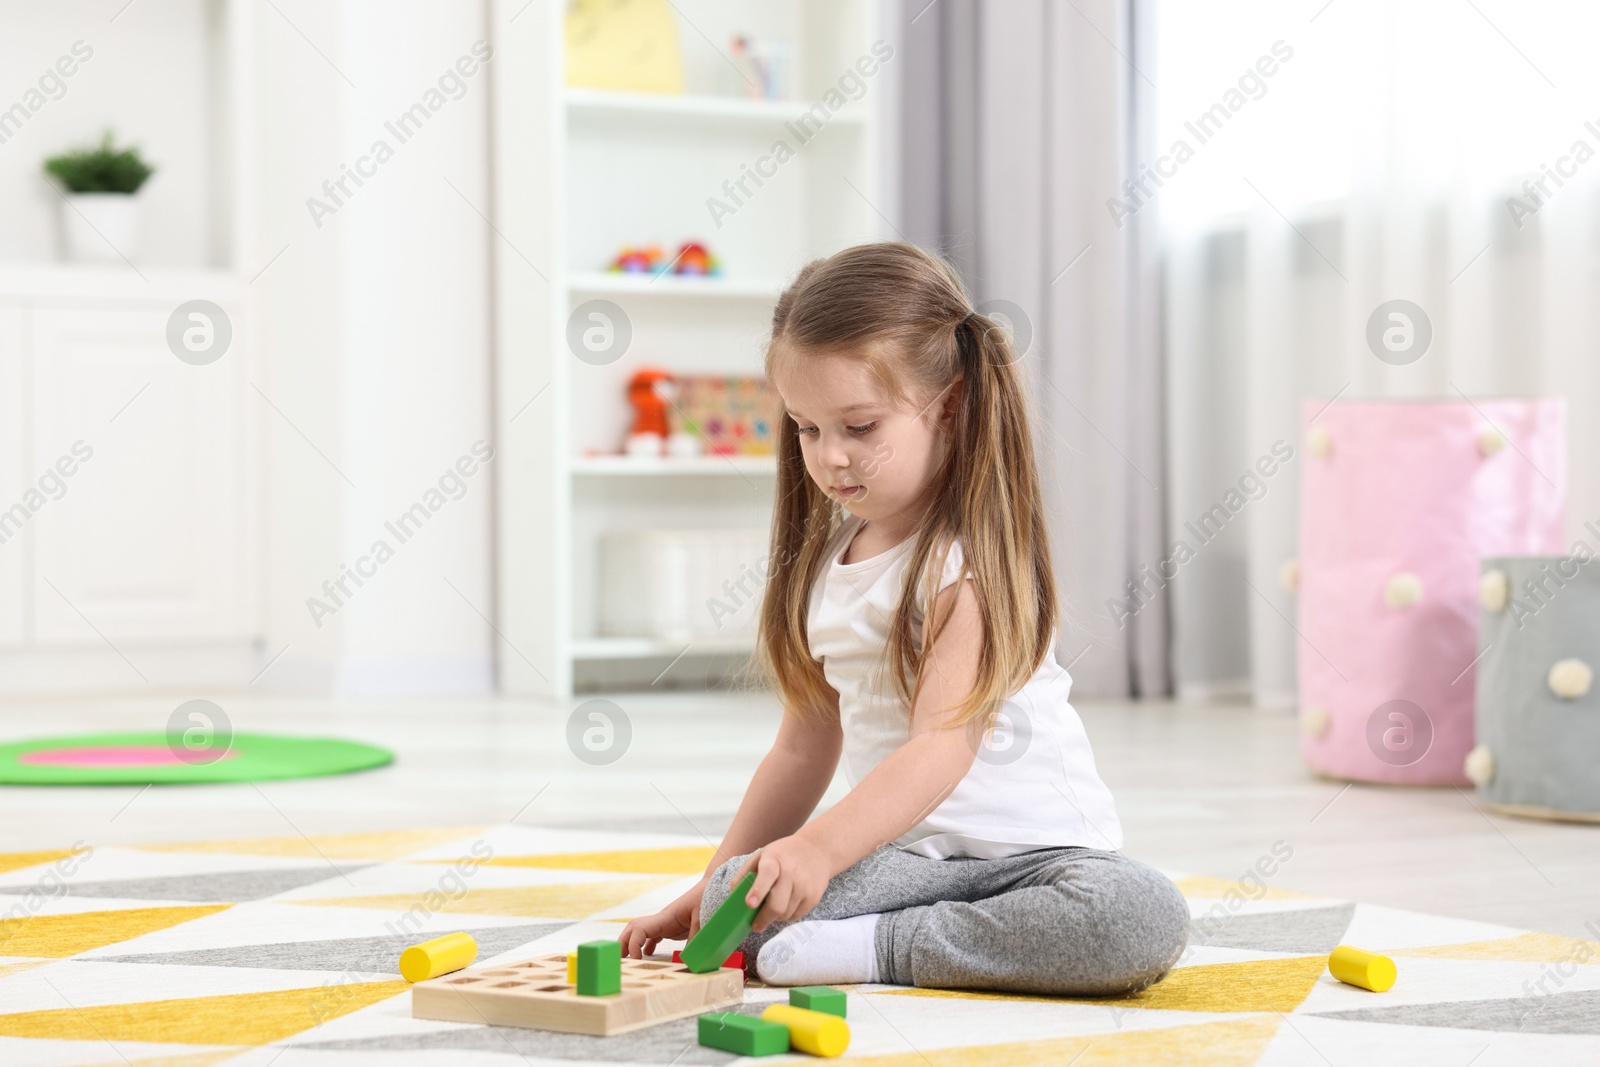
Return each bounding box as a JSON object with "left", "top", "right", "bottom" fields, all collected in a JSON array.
[{"left": 0, "top": 732, "right": 394, "bottom": 785}]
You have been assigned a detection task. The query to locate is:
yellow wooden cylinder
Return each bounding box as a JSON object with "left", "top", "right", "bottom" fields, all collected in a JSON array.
[
  {"left": 762, "top": 1003, "right": 850, "bottom": 1058},
  {"left": 1327, "top": 944, "right": 1396, "bottom": 992},
  {"left": 567, "top": 952, "right": 578, "bottom": 984},
  {"left": 399, "top": 932, "right": 478, "bottom": 983}
]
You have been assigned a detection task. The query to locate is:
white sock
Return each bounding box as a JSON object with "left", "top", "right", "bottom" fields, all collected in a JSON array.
[{"left": 756, "top": 913, "right": 882, "bottom": 986}]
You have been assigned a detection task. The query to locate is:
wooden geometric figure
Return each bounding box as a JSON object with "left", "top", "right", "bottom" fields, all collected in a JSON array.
[
  {"left": 671, "top": 948, "right": 744, "bottom": 969},
  {"left": 399, "top": 931, "right": 477, "bottom": 982},
  {"left": 576, "top": 939, "right": 621, "bottom": 995},
  {"left": 412, "top": 952, "right": 742, "bottom": 1036},
  {"left": 1327, "top": 944, "right": 1396, "bottom": 992},
  {"left": 789, "top": 985, "right": 848, "bottom": 1017},
  {"left": 698, "top": 1011, "right": 790, "bottom": 1056},
  {"left": 760, "top": 1003, "right": 850, "bottom": 1057},
  {"left": 682, "top": 871, "right": 758, "bottom": 973}
]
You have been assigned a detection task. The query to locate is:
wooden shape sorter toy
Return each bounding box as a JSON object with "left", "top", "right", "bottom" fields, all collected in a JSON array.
[{"left": 412, "top": 952, "right": 744, "bottom": 1036}]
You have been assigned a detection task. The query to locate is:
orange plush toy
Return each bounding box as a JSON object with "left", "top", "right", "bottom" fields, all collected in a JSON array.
[{"left": 625, "top": 368, "right": 675, "bottom": 456}]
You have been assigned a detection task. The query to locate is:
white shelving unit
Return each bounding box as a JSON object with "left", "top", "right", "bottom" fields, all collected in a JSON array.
[{"left": 490, "top": 0, "right": 892, "bottom": 695}]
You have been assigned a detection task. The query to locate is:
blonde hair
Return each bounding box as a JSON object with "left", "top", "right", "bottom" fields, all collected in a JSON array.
[{"left": 756, "top": 242, "right": 1057, "bottom": 727}]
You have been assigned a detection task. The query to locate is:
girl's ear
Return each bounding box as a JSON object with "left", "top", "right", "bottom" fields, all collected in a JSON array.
[{"left": 940, "top": 373, "right": 964, "bottom": 426}]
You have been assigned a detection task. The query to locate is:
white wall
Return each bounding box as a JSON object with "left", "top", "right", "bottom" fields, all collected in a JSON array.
[
  {"left": 258, "top": 0, "right": 496, "bottom": 695},
  {"left": 0, "top": 0, "right": 215, "bottom": 267},
  {"left": 0, "top": 0, "right": 497, "bottom": 696}
]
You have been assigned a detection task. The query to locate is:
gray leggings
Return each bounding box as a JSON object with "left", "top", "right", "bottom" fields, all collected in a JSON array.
[{"left": 702, "top": 844, "right": 1190, "bottom": 996}]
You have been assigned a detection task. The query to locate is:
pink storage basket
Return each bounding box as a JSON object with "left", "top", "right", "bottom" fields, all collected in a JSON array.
[{"left": 1296, "top": 399, "right": 1565, "bottom": 784}]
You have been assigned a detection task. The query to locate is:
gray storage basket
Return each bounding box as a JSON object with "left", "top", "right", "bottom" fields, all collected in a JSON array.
[{"left": 1471, "top": 555, "right": 1600, "bottom": 821}]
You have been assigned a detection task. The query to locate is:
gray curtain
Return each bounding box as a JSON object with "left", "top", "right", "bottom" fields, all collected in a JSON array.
[{"left": 896, "top": 0, "right": 1168, "bottom": 698}]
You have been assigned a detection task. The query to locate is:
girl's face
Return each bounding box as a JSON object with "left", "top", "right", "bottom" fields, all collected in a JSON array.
[{"left": 774, "top": 351, "right": 958, "bottom": 536}]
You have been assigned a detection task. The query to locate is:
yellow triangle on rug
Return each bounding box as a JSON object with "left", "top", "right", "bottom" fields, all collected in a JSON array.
[
  {"left": 876, "top": 955, "right": 1329, "bottom": 1014},
  {"left": 818, "top": 1015, "right": 1281, "bottom": 1066},
  {"left": 58, "top": 1051, "right": 241, "bottom": 1067},
  {"left": 292, "top": 876, "right": 677, "bottom": 919},
  {"left": 1392, "top": 931, "right": 1600, "bottom": 963},
  {"left": 429, "top": 845, "right": 717, "bottom": 874},
  {"left": 0, "top": 905, "right": 230, "bottom": 958},
  {"left": 135, "top": 827, "right": 490, "bottom": 861},
  {"left": 1171, "top": 875, "right": 1325, "bottom": 901},
  {"left": 0, "top": 960, "right": 48, "bottom": 980},
  {"left": 0, "top": 848, "right": 81, "bottom": 876},
  {"left": 0, "top": 980, "right": 409, "bottom": 1044}
]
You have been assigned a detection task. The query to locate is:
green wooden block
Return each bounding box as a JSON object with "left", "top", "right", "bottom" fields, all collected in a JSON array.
[
  {"left": 790, "top": 985, "right": 847, "bottom": 1017},
  {"left": 682, "top": 871, "right": 760, "bottom": 973},
  {"left": 576, "top": 939, "right": 620, "bottom": 996},
  {"left": 697, "top": 1012, "right": 789, "bottom": 1056}
]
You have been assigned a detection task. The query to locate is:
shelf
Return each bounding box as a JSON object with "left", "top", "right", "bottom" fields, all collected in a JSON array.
[
  {"left": 567, "top": 271, "right": 784, "bottom": 300},
  {"left": 573, "top": 455, "right": 778, "bottom": 477},
  {"left": 565, "top": 87, "right": 867, "bottom": 127},
  {"left": 570, "top": 635, "right": 756, "bottom": 660}
]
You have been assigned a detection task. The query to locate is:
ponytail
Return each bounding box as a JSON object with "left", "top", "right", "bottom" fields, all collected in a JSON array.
[{"left": 899, "top": 307, "right": 1056, "bottom": 725}]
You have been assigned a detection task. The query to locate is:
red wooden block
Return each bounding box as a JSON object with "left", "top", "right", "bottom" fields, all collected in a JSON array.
[{"left": 671, "top": 949, "right": 744, "bottom": 969}]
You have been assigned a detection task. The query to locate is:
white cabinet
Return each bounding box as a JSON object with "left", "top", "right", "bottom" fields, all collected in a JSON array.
[
  {"left": 0, "top": 306, "right": 23, "bottom": 645},
  {"left": 0, "top": 268, "right": 258, "bottom": 684},
  {"left": 28, "top": 303, "right": 252, "bottom": 645}
]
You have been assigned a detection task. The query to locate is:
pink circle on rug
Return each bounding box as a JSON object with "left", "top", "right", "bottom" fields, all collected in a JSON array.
[{"left": 18, "top": 745, "right": 239, "bottom": 768}]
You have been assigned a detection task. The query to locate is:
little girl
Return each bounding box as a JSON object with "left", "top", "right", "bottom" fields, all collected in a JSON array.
[{"left": 621, "top": 242, "right": 1189, "bottom": 996}]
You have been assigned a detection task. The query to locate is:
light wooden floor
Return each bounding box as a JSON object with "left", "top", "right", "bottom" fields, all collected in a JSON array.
[{"left": 3, "top": 691, "right": 1595, "bottom": 938}]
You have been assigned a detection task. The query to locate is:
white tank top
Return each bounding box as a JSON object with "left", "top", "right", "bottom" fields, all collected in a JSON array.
[{"left": 807, "top": 514, "right": 1124, "bottom": 859}]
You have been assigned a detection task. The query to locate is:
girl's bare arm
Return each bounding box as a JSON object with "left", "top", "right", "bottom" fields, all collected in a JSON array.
[
  {"left": 792, "top": 579, "right": 982, "bottom": 876},
  {"left": 700, "top": 692, "right": 843, "bottom": 878}
]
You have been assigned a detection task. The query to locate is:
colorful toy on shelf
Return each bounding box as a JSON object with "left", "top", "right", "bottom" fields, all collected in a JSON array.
[
  {"left": 1327, "top": 945, "right": 1396, "bottom": 992},
  {"left": 681, "top": 871, "right": 761, "bottom": 973},
  {"left": 412, "top": 952, "right": 742, "bottom": 1035},
  {"left": 624, "top": 367, "right": 697, "bottom": 457},
  {"left": 399, "top": 932, "right": 477, "bottom": 982},
  {"left": 603, "top": 241, "right": 722, "bottom": 277},
  {"left": 674, "top": 376, "right": 779, "bottom": 455},
  {"left": 729, "top": 35, "right": 791, "bottom": 100},
  {"left": 1470, "top": 553, "right": 1600, "bottom": 821},
  {"left": 607, "top": 244, "right": 667, "bottom": 275},
  {"left": 699, "top": 1012, "right": 789, "bottom": 1056},
  {"left": 761, "top": 1003, "right": 851, "bottom": 1057},
  {"left": 673, "top": 240, "right": 720, "bottom": 276},
  {"left": 564, "top": 0, "right": 684, "bottom": 95},
  {"left": 1294, "top": 398, "right": 1566, "bottom": 785}
]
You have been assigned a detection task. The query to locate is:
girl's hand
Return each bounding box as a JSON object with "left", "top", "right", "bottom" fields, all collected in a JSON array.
[
  {"left": 736, "top": 835, "right": 832, "bottom": 932},
  {"left": 619, "top": 879, "right": 707, "bottom": 958}
]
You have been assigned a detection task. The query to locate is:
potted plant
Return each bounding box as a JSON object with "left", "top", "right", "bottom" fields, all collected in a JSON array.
[{"left": 43, "top": 130, "right": 156, "bottom": 264}]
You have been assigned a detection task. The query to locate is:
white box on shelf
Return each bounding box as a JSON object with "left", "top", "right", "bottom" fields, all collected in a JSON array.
[{"left": 599, "top": 528, "right": 769, "bottom": 643}]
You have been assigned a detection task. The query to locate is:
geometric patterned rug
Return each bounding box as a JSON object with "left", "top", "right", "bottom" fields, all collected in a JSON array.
[{"left": 2, "top": 824, "right": 1598, "bottom": 1065}]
